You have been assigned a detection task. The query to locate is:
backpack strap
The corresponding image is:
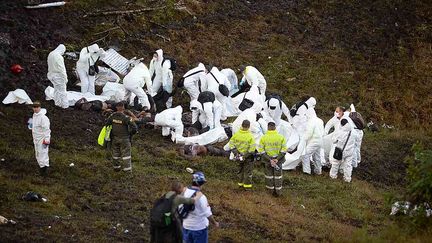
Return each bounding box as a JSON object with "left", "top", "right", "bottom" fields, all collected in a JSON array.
[
  {"left": 209, "top": 71, "right": 220, "bottom": 85},
  {"left": 341, "top": 131, "right": 352, "bottom": 152},
  {"left": 183, "top": 70, "right": 204, "bottom": 79}
]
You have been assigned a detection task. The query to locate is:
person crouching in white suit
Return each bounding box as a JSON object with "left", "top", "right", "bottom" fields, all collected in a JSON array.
[
  {"left": 154, "top": 106, "right": 184, "bottom": 142},
  {"left": 47, "top": 44, "right": 69, "bottom": 108},
  {"left": 123, "top": 62, "right": 152, "bottom": 111}
]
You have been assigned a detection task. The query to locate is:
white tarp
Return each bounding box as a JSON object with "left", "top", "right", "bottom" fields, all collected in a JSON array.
[
  {"left": 95, "top": 66, "right": 121, "bottom": 86},
  {"left": 176, "top": 126, "right": 228, "bottom": 145},
  {"left": 100, "top": 82, "right": 127, "bottom": 102},
  {"left": 2, "top": 89, "right": 33, "bottom": 105},
  {"left": 44, "top": 86, "right": 109, "bottom": 107}
]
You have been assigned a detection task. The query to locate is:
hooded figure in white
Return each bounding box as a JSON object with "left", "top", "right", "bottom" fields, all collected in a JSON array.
[
  {"left": 264, "top": 97, "right": 290, "bottom": 126},
  {"left": 182, "top": 63, "right": 207, "bottom": 101},
  {"left": 149, "top": 49, "right": 173, "bottom": 108},
  {"left": 76, "top": 44, "right": 105, "bottom": 95},
  {"left": 221, "top": 68, "right": 239, "bottom": 95},
  {"left": 32, "top": 107, "right": 51, "bottom": 168},
  {"left": 47, "top": 44, "right": 69, "bottom": 108},
  {"left": 205, "top": 66, "right": 231, "bottom": 119},
  {"left": 190, "top": 99, "right": 223, "bottom": 130},
  {"left": 154, "top": 106, "right": 184, "bottom": 141},
  {"left": 323, "top": 107, "right": 350, "bottom": 165},
  {"left": 301, "top": 109, "right": 324, "bottom": 174},
  {"left": 123, "top": 62, "right": 152, "bottom": 110},
  {"left": 291, "top": 97, "right": 316, "bottom": 136},
  {"left": 349, "top": 104, "right": 364, "bottom": 168},
  {"left": 329, "top": 118, "right": 355, "bottom": 182},
  {"left": 231, "top": 85, "right": 264, "bottom": 115},
  {"left": 241, "top": 66, "right": 267, "bottom": 101}
]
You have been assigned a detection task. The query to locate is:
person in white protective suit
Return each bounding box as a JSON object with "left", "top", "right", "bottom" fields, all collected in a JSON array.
[
  {"left": 329, "top": 118, "right": 356, "bottom": 182},
  {"left": 205, "top": 66, "right": 231, "bottom": 119},
  {"left": 240, "top": 65, "right": 267, "bottom": 101},
  {"left": 349, "top": 104, "right": 364, "bottom": 168},
  {"left": 31, "top": 102, "right": 51, "bottom": 176},
  {"left": 181, "top": 63, "right": 207, "bottom": 100},
  {"left": 230, "top": 85, "right": 264, "bottom": 115},
  {"left": 149, "top": 49, "right": 174, "bottom": 108},
  {"left": 264, "top": 96, "right": 290, "bottom": 126},
  {"left": 76, "top": 44, "right": 106, "bottom": 95},
  {"left": 324, "top": 106, "right": 349, "bottom": 135},
  {"left": 154, "top": 106, "right": 184, "bottom": 141},
  {"left": 220, "top": 68, "right": 239, "bottom": 95},
  {"left": 123, "top": 62, "right": 152, "bottom": 111},
  {"left": 301, "top": 108, "right": 324, "bottom": 174},
  {"left": 291, "top": 97, "right": 316, "bottom": 136},
  {"left": 190, "top": 99, "right": 223, "bottom": 131},
  {"left": 47, "top": 44, "right": 69, "bottom": 108}
]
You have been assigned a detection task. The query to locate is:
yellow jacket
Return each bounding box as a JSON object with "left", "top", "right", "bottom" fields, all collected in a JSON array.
[
  {"left": 229, "top": 129, "right": 256, "bottom": 154},
  {"left": 258, "top": 130, "right": 287, "bottom": 157}
]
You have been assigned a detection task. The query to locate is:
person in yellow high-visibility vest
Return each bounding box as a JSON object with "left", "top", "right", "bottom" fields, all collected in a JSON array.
[
  {"left": 258, "top": 122, "right": 288, "bottom": 196},
  {"left": 229, "top": 120, "right": 256, "bottom": 189}
]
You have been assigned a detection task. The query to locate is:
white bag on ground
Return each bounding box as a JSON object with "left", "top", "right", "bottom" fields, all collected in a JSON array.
[{"left": 2, "top": 89, "right": 33, "bottom": 104}]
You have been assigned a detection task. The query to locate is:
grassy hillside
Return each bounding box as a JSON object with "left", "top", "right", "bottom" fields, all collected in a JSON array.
[{"left": 1, "top": 0, "right": 432, "bottom": 242}]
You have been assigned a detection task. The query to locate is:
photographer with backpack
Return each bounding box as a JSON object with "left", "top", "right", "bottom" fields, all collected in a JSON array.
[
  {"left": 180, "top": 172, "right": 219, "bottom": 243},
  {"left": 150, "top": 181, "right": 202, "bottom": 243}
]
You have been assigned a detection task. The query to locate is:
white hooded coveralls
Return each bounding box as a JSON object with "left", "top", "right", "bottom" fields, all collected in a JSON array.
[
  {"left": 205, "top": 67, "right": 231, "bottom": 119},
  {"left": 32, "top": 109, "right": 51, "bottom": 168},
  {"left": 76, "top": 44, "right": 105, "bottom": 95},
  {"left": 291, "top": 97, "right": 316, "bottom": 137},
  {"left": 154, "top": 106, "right": 184, "bottom": 139},
  {"left": 220, "top": 68, "right": 239, "bottom": 95},
  {"left": 329, "top": 118, "right": 355, "bottom": 182},
  {"left": 123, "top": 62, "right": 152, "bottom": 109},
  {"left": 241, "top": 66, "right": 267, "bottom": 101},
  {"left": 47, "top": 44, "right": 69, "bottom": 108},
  {"left": 301, "top": 109, "right": 324, "bottom": 174},
  {"left": 349, "top": 105, "right": 364, "bottom": 168},
  {"left": 183, "top": 63, "right": 206, "bottom": 101},
  {"left": 190, "top": 99, "right": 222, "bottom": 130},
  {"left": 149, "top": 49, "right": 173, "bottom": 108},
  {"left": 265, "top": 97, "right": 290, "bottom": 126}
]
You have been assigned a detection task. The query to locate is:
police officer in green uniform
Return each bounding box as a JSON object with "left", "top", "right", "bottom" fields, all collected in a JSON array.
[
  {"left": 106, "top": 101, "right": 138, "bottom": 171},
  {"left": 258, "top": 122, "right": 287, "bottom": 197}
]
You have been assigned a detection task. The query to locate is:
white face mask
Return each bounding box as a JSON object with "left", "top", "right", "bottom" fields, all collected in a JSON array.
[{"left": 334, "top": 111, "right": 340, "bottom": 118}]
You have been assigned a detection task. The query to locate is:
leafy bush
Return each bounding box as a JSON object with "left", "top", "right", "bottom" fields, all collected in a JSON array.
[{"left": 406, "top": 143, "right": 432, "bottom": 205}]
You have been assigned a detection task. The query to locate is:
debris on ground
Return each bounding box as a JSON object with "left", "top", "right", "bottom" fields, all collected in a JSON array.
[
  {"left": 25, "top": 1, "right": 66, "bottom": 9},
  {"left": 0, "top": 215, "right": 16, "bottom": 225},
  {"left": 22, "top": 192, "right": 48, "bottom": 202},
  {"left": 390, "top": 201, "right": 432, "bottom": 217}
]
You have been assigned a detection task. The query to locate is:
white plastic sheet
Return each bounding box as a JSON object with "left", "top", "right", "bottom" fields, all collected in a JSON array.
[
  {"left": 100, "top": 82, "right": 127, "bottom": 102},
  {"left": 44, "top": 86, "right": 109, "bottom": 107},
  {"left": 101, "top": 49, "right": 129, "bottom": 75},
  {"left": 2, "top": 89, "right": 33, "bottom": 105},
  {"left": 176, "top": 126, "right": 228, "bottom": 145}
]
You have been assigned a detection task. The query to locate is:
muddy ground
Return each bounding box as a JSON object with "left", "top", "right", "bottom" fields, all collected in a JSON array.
[{"left": 1, "top": 0, "right": 432, "bottom": 241}]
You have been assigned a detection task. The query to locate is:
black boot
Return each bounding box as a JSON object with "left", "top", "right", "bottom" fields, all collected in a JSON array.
[{"left": 40, "top": 166, "right": 48, "bottom": 176}]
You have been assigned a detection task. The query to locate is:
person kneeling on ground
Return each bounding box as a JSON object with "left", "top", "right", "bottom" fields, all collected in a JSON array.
[
  {"left": 105, "top": 101, "right": 138, "bottom": 172},
  {"left": 150, "top": 181, "right": 202, "bottom": 243},
  {"left": 228, "top": 119, "right": 256, "bottom": 189}
]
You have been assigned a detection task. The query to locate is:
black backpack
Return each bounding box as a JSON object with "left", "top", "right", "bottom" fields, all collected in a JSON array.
[
  {"left": 289, "top": 100, "right": 308, "bottom": 117},
  {"left": 177, "top": 189, "right": 199, "bottom": 220},
  {"left": 162, "top": 58, "right": 177, "bottom": 71},
  {"left": 150, "top": 193, "right": 177, "bottom": 228},
  {"left": 349, "top": 112, "right": 366, "bottom": 130},
  {"left": 197, "top": 91, "right": 216, "bottom": 105},
  {"left": 208, "top": 71, "right": 229, "bottom": 97}
]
